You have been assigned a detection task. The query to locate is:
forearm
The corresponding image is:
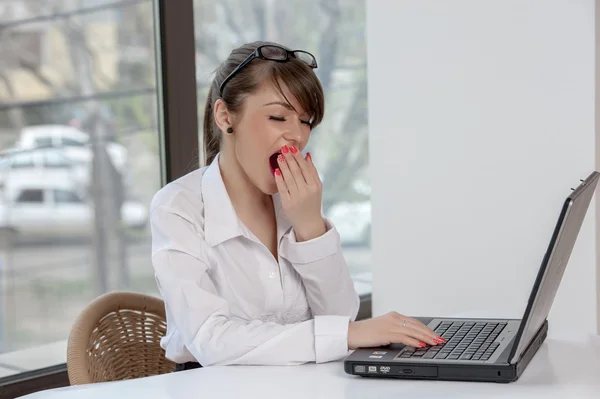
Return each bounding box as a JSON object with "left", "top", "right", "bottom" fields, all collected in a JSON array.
[{"left": 281, "top": 219, "right": 360, "bottom": 320}]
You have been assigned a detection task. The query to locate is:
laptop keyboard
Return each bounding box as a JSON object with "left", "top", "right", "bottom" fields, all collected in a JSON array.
[{"left": 399, "top": 321, "right": 507, "bottom": 361}]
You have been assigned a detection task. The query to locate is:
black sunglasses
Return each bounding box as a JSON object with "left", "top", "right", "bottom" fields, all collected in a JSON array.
[{"left": 219, "top": 45, "right": 318, "bottom": 96}]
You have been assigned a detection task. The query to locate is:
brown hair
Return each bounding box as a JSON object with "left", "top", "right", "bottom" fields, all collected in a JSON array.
[{"left": 203, "top": 41, "right": 325, "bottom": 166}]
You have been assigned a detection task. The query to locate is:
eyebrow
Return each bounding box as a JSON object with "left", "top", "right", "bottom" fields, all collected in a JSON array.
[{"left": 262, "top": 101, "right": 295, "bottom": 111}]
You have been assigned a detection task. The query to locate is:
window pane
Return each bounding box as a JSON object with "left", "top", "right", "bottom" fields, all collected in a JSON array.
[
  {"left": 34, "top": 137, "right": 53, "bottom": 148},
  {"left": 43, "top": 150, "right": 71, "bottom": 168},
  {"left": 53, "top": 189, "right": 82, "bottom": 204},
  {"left": 61, "top": 137, "right": 87, "bottom": 147},
  {"left": 9, "top": 152, "right": 35, "bottom": 168},
  {"left": 16, "top": 189, "right": 44, "bottom": 203},
  {"left": 193, "top": 0, "right": 371, "bottom": 294},
  {"left": 0, "top": 0, "right": 124, "bottom": 22},
  {"left": 0, "top": 0, "right": 162, "bottom": 379}
]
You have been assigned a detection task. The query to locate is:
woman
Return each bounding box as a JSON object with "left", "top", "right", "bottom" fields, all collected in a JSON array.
[{"left": 150, "top": 41, "right": 444, "bottom": 370}]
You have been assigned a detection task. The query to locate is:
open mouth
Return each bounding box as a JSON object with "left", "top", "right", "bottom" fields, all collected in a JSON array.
[{"left": 269, "top": 152, "right": 281, "bottom": 174}]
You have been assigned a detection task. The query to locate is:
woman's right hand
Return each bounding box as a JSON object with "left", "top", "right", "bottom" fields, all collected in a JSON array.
[{"left": 347, "top": 312, "right": 446, "bottom": 350}]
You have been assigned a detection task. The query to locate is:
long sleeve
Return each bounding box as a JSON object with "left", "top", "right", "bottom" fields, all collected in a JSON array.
[
  {"left": 151, "top": 205, "right": 350, "bottom": 366},
  {"left": 280, "top": 218, "right": 360, "bottom": 321}
]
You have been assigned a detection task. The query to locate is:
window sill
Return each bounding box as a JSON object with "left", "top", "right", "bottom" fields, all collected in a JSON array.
[{"left": 0, "top": 340, "right": 67, "bottom": 379}]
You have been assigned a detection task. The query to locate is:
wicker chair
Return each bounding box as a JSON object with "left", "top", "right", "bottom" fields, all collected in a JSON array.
[{"left": 67, "top": 291, "right": 177, "bottom": 385}]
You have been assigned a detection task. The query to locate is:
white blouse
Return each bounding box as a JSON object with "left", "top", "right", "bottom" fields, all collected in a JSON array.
[{"left": 150, "top": 153, "right": 360, "bottom": 367}]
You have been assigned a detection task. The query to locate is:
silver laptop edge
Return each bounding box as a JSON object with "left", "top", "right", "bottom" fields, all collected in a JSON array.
[{"left": 508, "top": 171, "right": 599, "bottom": 364}]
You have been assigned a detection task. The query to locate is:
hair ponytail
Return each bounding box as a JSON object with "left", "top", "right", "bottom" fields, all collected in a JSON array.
[{"left": 203, "top": 84, "right": 221, "bottom": 166}]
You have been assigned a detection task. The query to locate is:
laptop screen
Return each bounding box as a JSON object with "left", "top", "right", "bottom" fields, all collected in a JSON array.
[{"left": 509, "top": 171, "right": 599, "bottom": 364}]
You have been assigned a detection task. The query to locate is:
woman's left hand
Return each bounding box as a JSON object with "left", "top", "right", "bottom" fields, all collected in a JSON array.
[{"left": 275, "top": 144, "right": 326, "bottom": 242}]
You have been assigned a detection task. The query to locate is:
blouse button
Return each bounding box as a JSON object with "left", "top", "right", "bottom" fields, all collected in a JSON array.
[{"left": 268, "top": 271, "right": 276, "bottom": 279}]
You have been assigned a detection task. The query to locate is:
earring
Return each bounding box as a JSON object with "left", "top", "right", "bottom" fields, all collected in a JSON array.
[{"left": 226, "top": 127, "right": 233, "bottom": 134}]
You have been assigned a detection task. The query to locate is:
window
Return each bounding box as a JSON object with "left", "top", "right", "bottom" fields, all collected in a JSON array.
[
  {"left": 16, "top": 188, "right": 44, "bottom": 203},
  {"left": 193, "top": 0, "right": 371, "bottom": 294},
  {"left": 10, "top": 152, "right": 35, "bottom": 168},
  {"left": 42, "top": 151, "right": 71, "bottom": 168},
  {"left": 33, "top": 137, "right": 54, "bottom": 148},
  {"left": 0, "top": 0, "right": 164, "bottom": 384},
  {"left": 61, "top": 137, "right": 87, "bottom": 147},
  {"left": 53, "top": 189, "right": 82, "bottom": 204},
  {"left": 0, "top": 0, "right": 369, "bottom": 394}
]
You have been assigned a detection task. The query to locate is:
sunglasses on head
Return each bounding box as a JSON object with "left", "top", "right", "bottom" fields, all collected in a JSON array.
[{"left": 219, "top": 45, "right": 318, "bottom": 96}]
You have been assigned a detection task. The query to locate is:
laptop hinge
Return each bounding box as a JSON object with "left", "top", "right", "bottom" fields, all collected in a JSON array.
[{"left": 510, "top": 319, "right": 548, "bottom": 364}]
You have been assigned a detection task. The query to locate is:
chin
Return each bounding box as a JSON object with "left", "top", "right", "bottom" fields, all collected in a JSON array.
[
  {"left": 258, "top": 170, "right": 279, "bottom": 195},
  {"left": 263, "top": 182, "right": 279, "bottom": 196},
  {"left": 253, "top": 176, "right": 278, "bottom": 195}
]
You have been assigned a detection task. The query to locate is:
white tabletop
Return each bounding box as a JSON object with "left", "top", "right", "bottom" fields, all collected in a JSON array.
[{"left": 20, "top": 333, "right": 600, "bottom": 399}]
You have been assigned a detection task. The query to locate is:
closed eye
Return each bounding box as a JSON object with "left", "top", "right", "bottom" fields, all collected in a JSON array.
[{"left": 269, "top": 116, "right": 312, "bottom": 127}]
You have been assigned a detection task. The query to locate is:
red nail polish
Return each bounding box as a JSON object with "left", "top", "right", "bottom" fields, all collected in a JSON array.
[
  {"left": 278, "top": 154, "right": 284, "bottom": 163},
  {"left": 306, "top": 152, "right": 311, "bottom": 161},
  {"left": 281, "top": 145, "right": 289, "bottom": 154},
  {"left": 438, "top": 337, "right": 447, "bottom": 343},
  {"left": 275, "top": 168, "right": 281, "bottom": 176},
  {"left": 419, "top": 342, "right": 426, "bottom": 348},
  {"left": 290, "top": 145, "right": 297, "bottom": 154}
]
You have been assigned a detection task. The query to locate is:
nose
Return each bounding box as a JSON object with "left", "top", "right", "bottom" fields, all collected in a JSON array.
[{"left": 282, "top": 125, "right": 308, "bottom": 148}]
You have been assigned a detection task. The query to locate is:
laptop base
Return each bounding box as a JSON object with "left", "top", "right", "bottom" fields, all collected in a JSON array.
[{"left": 344, "top": 319, "right": 548, "bottom": 383}]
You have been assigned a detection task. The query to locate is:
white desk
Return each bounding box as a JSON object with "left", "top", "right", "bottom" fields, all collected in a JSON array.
[{"left": 20, "top": 334, "right": 600, "bottom": 399}]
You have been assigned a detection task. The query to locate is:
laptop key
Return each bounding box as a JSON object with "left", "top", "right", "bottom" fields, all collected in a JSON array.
[{"left": 423, "top": 352, "right": 437, "bottom": 359}]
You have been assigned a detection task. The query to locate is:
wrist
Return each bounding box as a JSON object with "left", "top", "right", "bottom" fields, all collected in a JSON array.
[
  {"left": 348, "top": 321, "right": 358, "bottom": 350},
  {"left": 294, "top": 217, "right": 326, "bottom": 242}
]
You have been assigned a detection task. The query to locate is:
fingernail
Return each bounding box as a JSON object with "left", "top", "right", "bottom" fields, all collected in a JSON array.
[
  {"left": 281, "top": 145, "right": 289, "bottom": 154},
  {"left": 437, "top": 337, "right": 447, "bottom": 343},
  {"left": 290, "top": 145, "right": 297, "bottom": 154},
  {"left": 306, "top": 152, "right": 312, "bottom": 161},
  {"left": 275, "top": 168, "right": 281, "bottom": 176},
  {"left": 278, "top": 154, "right": 284, "bottom": 163},
  {"left": 418, "top": 342, "right": 426, "bottom": 348}
]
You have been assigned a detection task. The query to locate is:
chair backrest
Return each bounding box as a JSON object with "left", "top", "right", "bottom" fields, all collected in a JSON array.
[{"left": 67, "top": 291, "right": 176, "bottom": 385}]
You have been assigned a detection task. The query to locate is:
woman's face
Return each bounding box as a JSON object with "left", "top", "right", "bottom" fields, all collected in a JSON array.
[{"left": 219, "top": 81, "right": 313, "bottom": 195}]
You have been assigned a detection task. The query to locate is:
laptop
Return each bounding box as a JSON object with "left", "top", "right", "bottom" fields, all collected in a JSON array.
[{"left": 344, "top": 171, "right": 600, "bottom": 383}]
